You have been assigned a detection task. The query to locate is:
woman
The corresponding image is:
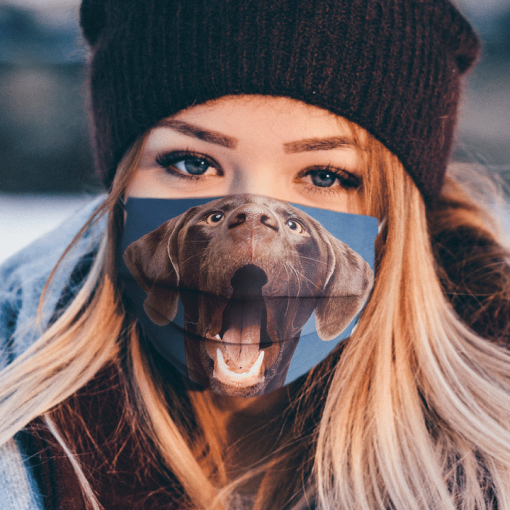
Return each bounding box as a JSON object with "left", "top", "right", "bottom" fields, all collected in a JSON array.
[{"left": 2, "top": 0, "right": 510, "bottom": 509}]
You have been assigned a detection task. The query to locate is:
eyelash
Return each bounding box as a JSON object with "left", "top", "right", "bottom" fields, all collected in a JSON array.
[{"left": 155, "top": 150, "right": 362, "bottom": 190}]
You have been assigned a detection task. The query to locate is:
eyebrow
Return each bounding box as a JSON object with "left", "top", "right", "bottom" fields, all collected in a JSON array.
[
  {"left": 283, "top": 136, "right": 357, "bottom": 153},
  {"left": 154, "top": 119, "right": 357, "bottom": 153},
  {"left": 155, "top": 119, "right": 238, "bottom": 149}
]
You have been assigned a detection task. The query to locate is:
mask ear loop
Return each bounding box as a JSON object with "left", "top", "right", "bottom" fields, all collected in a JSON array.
[{"left": 378, "top": 217, "right": 386, "bottom": 234}]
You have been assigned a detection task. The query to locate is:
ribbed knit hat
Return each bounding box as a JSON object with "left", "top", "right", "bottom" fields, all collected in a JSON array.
[{"left": 80, "top": 0, "right": 480, "bottom": 205}]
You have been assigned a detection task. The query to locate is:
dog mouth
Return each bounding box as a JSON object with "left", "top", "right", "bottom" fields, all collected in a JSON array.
[{"left": 202, "top": 265, "right": 277, "bottom": 389}]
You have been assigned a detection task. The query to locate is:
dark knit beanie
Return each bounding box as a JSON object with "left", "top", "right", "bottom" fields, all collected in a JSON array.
[{"left": 80, "top": 0, "right": 480, "bottom": 205}]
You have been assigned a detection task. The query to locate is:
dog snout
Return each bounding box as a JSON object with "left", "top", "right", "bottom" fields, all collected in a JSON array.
[{"left": 227, "top": 204, "right": 279, "bottom": 233}]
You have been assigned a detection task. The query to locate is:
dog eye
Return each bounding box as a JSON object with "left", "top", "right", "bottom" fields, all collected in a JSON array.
[
  {"left": 285, "top": 219, "right": 304, "bottom": 233},
  {"left": 205, "top": 212, "right": 224, "bottom": 224}
]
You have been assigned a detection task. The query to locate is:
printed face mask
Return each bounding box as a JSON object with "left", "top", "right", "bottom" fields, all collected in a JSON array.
[{"left": 118, "top": 194, "right": 378, "bottom": 397}]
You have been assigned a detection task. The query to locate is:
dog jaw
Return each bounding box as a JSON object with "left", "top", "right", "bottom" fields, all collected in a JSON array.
[
  {"left": 202, "top": 296, "right": 276, "bottom": 389},
  {"left": 214, "top": 348, "right": 265, "bottom": 388}
]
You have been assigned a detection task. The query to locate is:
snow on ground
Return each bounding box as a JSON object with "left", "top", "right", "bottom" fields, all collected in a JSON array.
[{"left": 0, "top": 193, "right": 99, "bottom": 264}]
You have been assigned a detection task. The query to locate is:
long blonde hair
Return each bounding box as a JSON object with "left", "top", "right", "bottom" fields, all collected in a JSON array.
[{"left": 2, "top": 119, "right": 510, "bottom": 510}]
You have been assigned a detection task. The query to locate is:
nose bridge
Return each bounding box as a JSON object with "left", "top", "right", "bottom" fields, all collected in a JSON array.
[
  {"left": 227, "top": 161, "right": 281, "bottom": 198},
  {"left": 228, "top": 203, "right": 279, "bottom": 231}
]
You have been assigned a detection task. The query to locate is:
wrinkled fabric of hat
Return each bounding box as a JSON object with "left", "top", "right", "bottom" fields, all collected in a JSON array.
[{"left": 118, "top": 195, "right": 378, "bottom": 397}]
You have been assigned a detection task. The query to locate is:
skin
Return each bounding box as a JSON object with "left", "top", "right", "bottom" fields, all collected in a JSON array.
[{"left": 125, "top": 95, "right": 366, "bottom": 482}]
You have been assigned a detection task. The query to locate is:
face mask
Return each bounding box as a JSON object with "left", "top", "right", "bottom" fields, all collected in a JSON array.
[{"left": 118, "top": 194, "right": 378, "bottom": 397}]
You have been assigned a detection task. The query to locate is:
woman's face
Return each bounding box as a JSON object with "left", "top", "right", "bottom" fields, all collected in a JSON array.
[{"left": 126, "top": 95, "right": 364, "bottom": 213}]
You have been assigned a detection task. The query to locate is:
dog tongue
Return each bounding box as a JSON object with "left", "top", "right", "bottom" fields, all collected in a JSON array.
[{"left": 221, "top": 297, "right": 263, "bottom": 369}]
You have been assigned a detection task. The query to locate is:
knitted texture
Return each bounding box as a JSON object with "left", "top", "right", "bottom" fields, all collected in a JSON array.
[{"left": 80, "top": 0, "right": 480, "bottom": 205}]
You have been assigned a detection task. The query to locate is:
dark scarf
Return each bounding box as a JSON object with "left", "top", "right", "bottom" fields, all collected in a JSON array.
[{"left": 17, "top": 365, "right": 184, "bottom": 510}]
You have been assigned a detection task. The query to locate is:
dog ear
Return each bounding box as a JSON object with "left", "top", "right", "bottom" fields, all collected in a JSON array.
[
  {"left": 315, "top": 235, "right": 374, "bottom": 341},
  {"left": 123, "top": 211, "right": 193, "bottom": 326}
]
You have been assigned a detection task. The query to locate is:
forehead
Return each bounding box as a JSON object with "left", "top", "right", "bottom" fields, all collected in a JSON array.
[{"left": 151, "top": 95, "right": 356, "bottom": 144}]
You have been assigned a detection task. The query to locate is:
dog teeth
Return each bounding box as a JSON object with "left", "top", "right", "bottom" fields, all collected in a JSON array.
[
  {"left": 215, "top": 334, "right": 221, "bottom": 340},
  {"left": 215, "top": 348, "right": 265, "bottom": 387}
]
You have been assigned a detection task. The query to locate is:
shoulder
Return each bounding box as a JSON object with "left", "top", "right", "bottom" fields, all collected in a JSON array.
[{"left": 0, "top": 195, "right": 107, "bottom": 368}]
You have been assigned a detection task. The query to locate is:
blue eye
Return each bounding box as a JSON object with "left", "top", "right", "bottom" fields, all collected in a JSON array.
[
  {"left": 156, "top": 151, "right": 219, "bottom": 178},
  {"left": 174, "top": 157, "right": 212, "bottom": 175},
  {"left": 309, "top": 170, "right": 337, "bottom": 187},
  {"left": 304, "top": 167, "right": 361, "bottom": 189}
]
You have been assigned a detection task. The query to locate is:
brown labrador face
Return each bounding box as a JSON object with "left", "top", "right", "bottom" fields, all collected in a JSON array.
[{"left": 124, "top": 194, "right": 373, "bottom": 397}]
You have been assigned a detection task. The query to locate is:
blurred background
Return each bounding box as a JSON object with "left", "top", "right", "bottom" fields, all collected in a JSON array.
[{"left": 0, "top": 0, "right": 510, "bottom": 262}]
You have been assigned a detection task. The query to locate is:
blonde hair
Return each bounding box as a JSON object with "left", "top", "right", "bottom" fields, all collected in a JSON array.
[{"left": 2, "top": 120, "right": 510, "bottom": 510}]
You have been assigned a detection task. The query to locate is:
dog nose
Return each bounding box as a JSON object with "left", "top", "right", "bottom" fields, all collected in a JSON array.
[{"left": 228, "top": 204, "right": 279, "bottom": 232}]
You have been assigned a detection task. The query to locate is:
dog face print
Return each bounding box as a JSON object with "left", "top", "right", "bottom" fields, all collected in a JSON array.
[{"left": 123, "top": 194, "right": 374, "bottom": 397}]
